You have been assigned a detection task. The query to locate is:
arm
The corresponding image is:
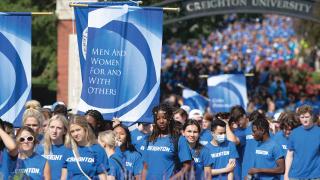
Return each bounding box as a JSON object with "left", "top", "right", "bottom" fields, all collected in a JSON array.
[
  {"left": 98, "top": 173, "right": 107, "bottom": 180},
  {"left": 170, "top": 160, "right": 191, "bottom": 179},
  {"left": 134, "top": 174, "right": 141, "bottom": 180},
  {"left": 107, "top": 175, "right": 115, "bottom": 180},
  {"left": 211, "top": 159, "right": 236, "bottom": 176},
  {"left": 284, "top": 150, "right": 293, "bottom": 180},
  {"left": 0, "top": 127, "right": 17, "bottom": 156},
  {"left": 141, "top": 162, "right": 148, "bottom": 180},
  {"left": 60, "top": 168, "right": 67, "bottom": 180},
  {"left": 227, "top": 171, "right": 234, "bottom": 180},
  {"left": 248, "top": 157, "right": 285, "bottom": 175},
  {"left": 204, "top": 166, "right": 212, "bottom": 180},
  {"left": 44, "top": 161, "right": 51, "bottom": 180},
  {"left": 223, "top": 120, "right": 240, "bottom": 145}
]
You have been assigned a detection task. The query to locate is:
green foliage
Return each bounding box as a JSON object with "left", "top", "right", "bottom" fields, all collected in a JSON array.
[{"left": 0, "top": 0, "right": 57, "bottom": 91}]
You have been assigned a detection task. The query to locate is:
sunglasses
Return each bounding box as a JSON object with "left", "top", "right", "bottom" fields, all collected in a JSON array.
[{"left": 19, "top": 136, "right": 34, "bottom": 143}]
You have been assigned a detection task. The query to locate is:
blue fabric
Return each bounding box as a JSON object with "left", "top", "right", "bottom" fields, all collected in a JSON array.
[
  {"left": 178, "top": 136, "right": 192, "bottom": 163},
  {"left": 191, "top": 146, "right": 211, "bottom": 180},
  {"left": 108, "top": 153, "right": 125, "bottom": 180},
  {"left": 10, "top": 153, "right": 47, "bottom": 179},
  {"left": 130, "top": 129, "right": 149, "bottom": 153},
  {"left": 206, "top": 141, "right": 239, "bottom": 180},
  {"left": 62, "top": 144, "right": 109, "bottom": 179},
  {"left": 272, "top": 131, "right": 289, "bottom": 152},
  {"left": 142, "top": 135, "right": 191, "bottom": 180},
  {"left": 242, "top": 124, "right": 258, "bottom": 179},
  {"left": 234, "top": 127, "right": 246, "bottom": 180},
  {"left": 287, "top": 126, "right": 320, "bottom": 179},
  {"left": 0, "top": 148, "right": 11, "bottom": 180},
  {"left": 36, "top": 144, "right": 69, "bottom": 180},
  {"left": 114, "top": 148, "right": 143, "bottom": 177},
  {"left": 199, "top": 129, "right": 213, "bottom": 146},
  {"left": 253, "top": 138, "right": 285, "bottom": 180}
]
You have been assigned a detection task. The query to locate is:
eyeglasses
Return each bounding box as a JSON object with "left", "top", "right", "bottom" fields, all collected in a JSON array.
[{"left": 19, "top": 136, "right": 34, "bottom": 143}]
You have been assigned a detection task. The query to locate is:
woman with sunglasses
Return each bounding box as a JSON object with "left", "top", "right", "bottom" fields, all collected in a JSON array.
[
  {"left": 182, "top": 119, "right": 212, "bottom": 180},
  {"left": 98, "top": 130, "right": 125, "bottom": 179},
  {"left": 36, "top": 115, "right": 70, "bottom": 180},
  {"left": 0, "top": 118, "right": 18, "bottom": 179},
  {"left": 22, "top": 108, "right": 46, "bottom": 142},
  {"left": 141, "top": 104, "right": 191, "bottom": 180},
  {"left": 10, "top": 126, "right": 51, "bottom": 179},
  {"left": 113, "top": 124, "right": 143, "bottom": 179},
  {"left": 61, "top": 115, "right": 108, "bottom": 180}
]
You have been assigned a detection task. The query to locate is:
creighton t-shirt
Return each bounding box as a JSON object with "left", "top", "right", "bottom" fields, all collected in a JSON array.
[
  {"left": 272, "top": 131, "right": 289, "bottom": 152},
  {"left": 0, "top": 148, "right": 13, "bottom": 180},
  {"left": 242, "top": 123, "right": 258, "bottom": 179},
  {"left": 190, "top": 146, "right": 211, "bottom": 180},
  {"left": 11, "top": 153, "right": 47, "bottom": 180},
  {"left": 36, "top": 144, "right": 68, "bottom": 180},
  {"left": 199, "top": 129, "right": 213, "bottom": 146},
  {"left": 62, "top": 144, "right": 109, "bottom": 179},
  {"left": 206, "top": 141, "right": 239, "bottom": 180},
  {"left": 253, "top": 138, "right": 285, "bottom": 180},
  {"left": 114, "top": 148, "right": 143, "bottom": 177},
  {"left": 142, "top": 135, "right": 191, "bottom": 180}
]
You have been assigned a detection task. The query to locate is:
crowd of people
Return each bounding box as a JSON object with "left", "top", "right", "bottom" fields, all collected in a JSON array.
[
  {"left": 161, "top": 14, "right": 320, "bottom": 118},
  {"left": 0, "top": 99, "right": 319, "bottom": 180}
]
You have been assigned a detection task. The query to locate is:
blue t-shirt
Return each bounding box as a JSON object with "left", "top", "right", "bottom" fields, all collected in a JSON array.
[
  {"left": 206, "top": 141, "right": 239, "bottom": 180},
  {"left": 10, "top": 153, "right": 47, "bottom": 179},
  {"left": 114, "top": 147, "right": 143, "bottom": 177},
  {"left": 253, "top": 138, "right": 285, "bottom": 180},
  {"left": 199, "top": 129, "right": 213, "bottom": 146},
  {"left": 287, "top": 125, "right": 320, "bottom": 178},
  {"left": 62, "top": 144, "right": 109, "bottom": 179},
  {"left": 242, "top": 124, "right": 258, "bottom": 179},
  {"left": 233, "top": 127, "right": 246, "bottom": 180},
  {"left": 0, "top": 148, "right": 12, "bottom": 180},
  {"left": 130, "top": 129, "right": 149, "bottom": 154},
  {"left": 36, "top": 144, "right": 69, "bottom": 180},
  {"left": 191, "top": 146, "right": 211, "bottom": 180},
  {"left": 142, "top": 135, "right": 191, "bottom": 180},
  {"left": 108, "top": 153, "right": 125, "bottom": 180},
  {"left": 272, "top": 131, "right": 289, "bottom": 152}
]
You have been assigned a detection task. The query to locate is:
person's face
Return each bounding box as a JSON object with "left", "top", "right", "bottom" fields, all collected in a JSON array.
[
  {"left": 49, "top": 120, "right": 66, "bottom": 141},
  {"left": 42, "top": 119, "right": 49, "bottom": 133},
  {"left": 114, "top": 126, "right": 127, "bottom": 146},
  {"left": 237, "top": 115, "right": 247, "bottom": 129},
  {"left": 24, "top": 117, "right": 40, "bottom": 134},
  {"left": 18, "top": 130, "right": 35, "bottom": 152},
  {"left": 213, "top": 126, "right": 226, "bottom": 136},
  {"left": 252, "top": 125, "right": 264, "bottom": 141},
  {"left": 193, "top": 114, "right": 203, "bottom": 125},
  {"left": 70, "top": 124, "right": 86, "bottom": 144},
  {"left": 299, "top": 112, "right": 313, "bottom": 128},
  {"left": 183, "top": 124, "right": 200, "bottom": 144},
  {"left": 156, "top": 110, "right": 169, "bottom": 131},
  {"left": 202, "top": 119, "right": 211, "bottom": 130},
  {"left": 86, "top": 115, "right": 97, "bottom": 129},
  {"left": 283, "top": 125, "right": 292, "bottom": 137},
  {"left": 174, "top": 113, "right": 185, "bottom": 124}
]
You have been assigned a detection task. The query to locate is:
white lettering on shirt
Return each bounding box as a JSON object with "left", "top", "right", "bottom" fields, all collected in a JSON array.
[
  {"left": 126, "top": 162, "right": 133, "bottom": 167},
  {"left": 282, "top": 145, "right": 287, "bottom": 150},
  {"left": 200, "top": 141, "right": 208, "bottom": 145},
  {"left": 246, "top": 135, "right": 254, "bottom": 140},
  {"left": 147, "top": 145, "right": 171, "bottom": 152},
  {"left": 137, "top": 136, "right": 143, "bottom": 141},
  {"left": 256, "top": 150, "right": 269, "bottom": 155},
  {"left": 211, "top": 151, "right": 230, "bottom": 158},
  {"left": 66, "top": 157, "right": 94, "bottom": 163},
  {"left": 42, "top": 154, "right": 63, "bottom": 160},
  {"left": 15, "top": 168, "right": 40, "bottom": 174}
]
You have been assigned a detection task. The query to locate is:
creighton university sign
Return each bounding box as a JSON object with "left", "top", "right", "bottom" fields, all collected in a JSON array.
[{"left": 156, "top": 0, "right": 320, "bottom": 24}]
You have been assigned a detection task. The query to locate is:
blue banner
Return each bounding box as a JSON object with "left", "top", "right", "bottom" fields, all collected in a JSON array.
[
  {"left": 207, "top": 74, "right": 248, "bottom": 113},
  {"left": 0, "top": 13, "right": 32, "bottom": 127},
  {"left": 74, "top": 2, "right": 137, "bottom": 81},
  {"left": 76, "top": 5, "right": 163, "bottom": 123},
  {"left": 182, "top": 88, "right": 209, "bottom": 113}
]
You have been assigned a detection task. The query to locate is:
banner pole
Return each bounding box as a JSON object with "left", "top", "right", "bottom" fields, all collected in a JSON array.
[
  {"left": 69, "top": 3, "right": 180, "bottom": 12},
  {"left": 31, "top": 12, "right": 54, "bottom": 15}
]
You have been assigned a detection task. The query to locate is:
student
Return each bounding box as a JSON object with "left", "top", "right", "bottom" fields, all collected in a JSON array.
[
  {"left": 10, "top": 126, "right": 51, "bottom": 179},
  {"left": 98, "top": 130, "right": 125, "bottom": 180},
  {"left": 36, "top": 115, "right": 70, "bottom": 180},
  {"left": 182, "top": 119, "right": 211, "bottom": 180},
  {"left": 272, "top": 112, "right": 300, "bottom": 152},
  {"left": 141, "top": 104, "right": 191, "bottom": 180},
  {"left": 113, "top": 124, "right": 143, "bottom": 179},
  {"left": 247, "top": 116, "right": 285, "bottom": 179},
  {"left": 174, "top": 108, "right": 188, "bottom": 125},
  {"left": 85, "top": 109, "right": 104, "bottom": 137},
  {"left": 0, "top": 118, "right": 17, "bottom": 180},
  {"left": 206, "top": 119, "right": 239, "bottom": 180},
  {"left": 130, "top": 122, "right": 152, "bottom": 152},
  {"left": 22, "top": 108, "right": 45, "bottom": 142},
  {"left": 284, "top": 105, "right": 320, "bottom": 180},
  {"left": 199, "top": 113, "right": 214, "bottom": 146},
  {"left": 61, "top": 115, "right": 108, "bottom": 180}
]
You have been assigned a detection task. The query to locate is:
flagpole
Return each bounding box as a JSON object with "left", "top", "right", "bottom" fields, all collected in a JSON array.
[
  {"left": 31, "top": 12, "right": 54, "bottom": 15},
  {"left": 69, "top": 2, "right": 180, "bottom": 12}
]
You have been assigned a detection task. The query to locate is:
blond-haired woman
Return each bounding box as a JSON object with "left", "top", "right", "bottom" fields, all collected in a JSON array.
[
  {"left": 98, "top": 130, "right": 125, "bottom": 180},
  {"left": 22, "top": 108, "right": 45, "bottom": 141},
  {"left": 36, "top": 115, "right": 70, "bottom": 180},
  {"left": 61, "top": 115, "right": 108, "bottom": 180}
]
